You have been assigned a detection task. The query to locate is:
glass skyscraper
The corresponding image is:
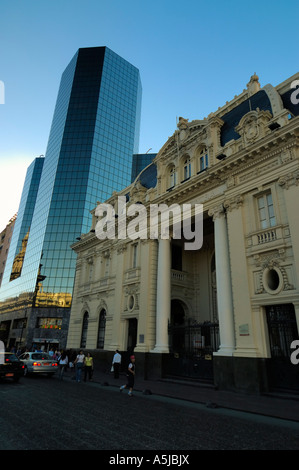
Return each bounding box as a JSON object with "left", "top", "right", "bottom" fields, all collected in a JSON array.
[{"left": 0, "top": 47, "right": 142, "bottom": 310}]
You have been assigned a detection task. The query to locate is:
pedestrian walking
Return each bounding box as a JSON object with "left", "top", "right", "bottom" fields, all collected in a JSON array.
[
  {"left": 120, "top": 355, "right": 135, "bottom": 396},
  {"left": 84, "top": 352, "right": 93, "bottom": 382},
  {"left": 112, "top": 349, "right": 121, "bottom": 379},
  {"left": 58, "top": 350, "right": 68, "bottom": 380},
  {"left": 74, "top": 350, "right": 85, "bottom": 383}
]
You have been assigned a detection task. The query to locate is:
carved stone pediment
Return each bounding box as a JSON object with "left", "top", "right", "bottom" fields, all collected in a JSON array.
[
  {"left": 129, "top": 180, "right": 147, "bottom": 203},
  {"left": 177, "top": 117, "right": 190, "bottom": 142},
  {"left": 235, "top": 109, "right": 272, "bottom": 146}
]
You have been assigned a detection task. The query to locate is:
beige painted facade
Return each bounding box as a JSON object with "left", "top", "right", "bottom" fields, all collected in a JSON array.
[{"left": 67, "top": 72, "right": 299, "bottom": 392}]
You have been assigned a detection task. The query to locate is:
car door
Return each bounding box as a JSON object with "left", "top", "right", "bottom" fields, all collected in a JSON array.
[{"left": 19, "top": 353, "right": 31, "bottom": 373}]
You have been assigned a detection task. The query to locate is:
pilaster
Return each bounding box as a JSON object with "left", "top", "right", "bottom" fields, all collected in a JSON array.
[
  {"left": 224, "top": 195, "right": 259, "bottom": 357},
  {"left": 278, "top": 171, "right": 299, "bottom": 284}
]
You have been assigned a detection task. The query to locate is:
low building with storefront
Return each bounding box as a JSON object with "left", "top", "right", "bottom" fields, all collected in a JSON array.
[{"left": 67, "top": 72, "right": 299, "bottom": 393}]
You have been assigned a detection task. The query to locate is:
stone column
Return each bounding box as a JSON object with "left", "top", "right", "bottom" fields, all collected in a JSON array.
[
  {"left": 209, "top": 204, "right": 235, "bottom": 355},
  {"left": 152, "top": 239, "right": 171, "bottom": 353}
]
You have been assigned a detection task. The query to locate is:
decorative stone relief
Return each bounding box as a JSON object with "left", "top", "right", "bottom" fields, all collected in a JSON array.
[
  {"left": 124, "top": 285, "right": 139, "bottom": 311},
  {"left": 235, "top": 109, "right": 272, "bottom": 147},
  {"left": 253, "top": 251, "right": 295, "bottom": 294},
  {"left": 208, "top": 204, "right": 225, "bottom": 220},
  {"left": 177, "top": 116, "right": 190, "bottom": 142},
  {"left": 117, "top": 244, "right": 128, "bottom": 254},
  {"left": 97, "top": 299, "right": 108, "bottom": 313},
  {"left": 280, "top": 148, "right": 293, "bottom": 164},
  {"left": 129, "top": 180, "right": 147, "bottom": 204},
  {"left": 278, "top": 170, "right": 299, "bottom": 190},
  {"left": 223, "top": 195, "right": 243, "bottom": 212}
]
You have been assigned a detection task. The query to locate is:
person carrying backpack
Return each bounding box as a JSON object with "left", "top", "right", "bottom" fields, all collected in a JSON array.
[{"left": 119, "top": 355, "right": 135, "bottom": 397}]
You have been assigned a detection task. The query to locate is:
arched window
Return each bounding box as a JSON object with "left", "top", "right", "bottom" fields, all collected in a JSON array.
[
  {"left": 97, "top": 309, "right": 106, "bottom": 349},
  {"left": 199, "top": 147, "right": 208, "bottom": 172},
  {"left": 80, "top": 311, "right": 89, "bottom": 348},
  {"left": 183, "top": 157, "right": 191, "bottom": 181},
  {"left": 169, "top": 166, "right": 177, "bottom": 188}
]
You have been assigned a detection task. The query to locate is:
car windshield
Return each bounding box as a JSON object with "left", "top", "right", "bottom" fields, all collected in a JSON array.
[{"left": 32, "top": 353, "right": 51, "bottom": 360}]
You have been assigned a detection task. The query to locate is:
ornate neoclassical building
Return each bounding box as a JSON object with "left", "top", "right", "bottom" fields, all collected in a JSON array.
[{"left": 67, "top": 72, "right": 299, "bottom": 393}]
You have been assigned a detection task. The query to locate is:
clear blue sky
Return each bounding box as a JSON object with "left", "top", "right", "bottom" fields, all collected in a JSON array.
[{"left": 0, "top": 0, "right": 298, "bottom": 231}]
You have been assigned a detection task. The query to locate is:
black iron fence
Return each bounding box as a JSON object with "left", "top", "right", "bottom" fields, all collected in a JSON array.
[
  {"left": 266, "top": 305, "right": 298, "bottom": 358},
  {"left": 168, "top": 319, "right": 219, "bottom": 357},
  {"left": 166, "top": 320, "right": 219, "bottom": 380},
  {"left": 266, "top": 304, "right": 299, "bottom": 391}
]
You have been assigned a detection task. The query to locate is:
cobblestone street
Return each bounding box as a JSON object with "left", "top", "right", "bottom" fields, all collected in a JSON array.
[{"left": 1, "top": 375, "right": 299, "bottom": 453}]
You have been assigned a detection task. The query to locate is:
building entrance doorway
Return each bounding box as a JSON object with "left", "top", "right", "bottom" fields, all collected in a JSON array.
[
  {"left": 266, "top": 304, "right": 299, "bottom": 391},
  {"left": 166, "top": 299, "right": 219, "bottom": 382},
  {"left": 127, "top": 318, "right": 137, "bottom": 353}
]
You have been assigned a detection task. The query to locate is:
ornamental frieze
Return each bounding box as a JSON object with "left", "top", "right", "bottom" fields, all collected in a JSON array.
[{"left": 278, "top": 170, "right": 299, "bottom": 189}]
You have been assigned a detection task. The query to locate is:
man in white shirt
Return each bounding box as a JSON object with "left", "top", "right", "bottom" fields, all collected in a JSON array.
[{"left": 112, "top": 350, "right": 121, "bottom": 378}]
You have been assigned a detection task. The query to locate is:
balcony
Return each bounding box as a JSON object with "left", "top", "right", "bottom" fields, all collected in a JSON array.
[
  {"left": 257, "top": 228, "right": 277, "bottom": 244},
  {"left": 246, "top": 224, "right": 291, "bottom": 254},
  {"left": 171, "top": 270, "right": 192, "bottom": 287},
  {"left": 124, "top": 267, "right": 141, "bottom": 284}
]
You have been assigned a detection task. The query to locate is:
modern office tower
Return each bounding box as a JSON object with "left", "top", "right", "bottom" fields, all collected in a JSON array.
[{"left": 0, "top": 47, "right": 141, "bottom": 350}]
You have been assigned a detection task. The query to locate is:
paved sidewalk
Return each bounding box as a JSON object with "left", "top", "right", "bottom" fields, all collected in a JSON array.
[{"left": 70, "top": 366, "right": 299, "bottom": 423}]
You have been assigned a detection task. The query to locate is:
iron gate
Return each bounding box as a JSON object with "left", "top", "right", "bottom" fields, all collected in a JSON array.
[
  {"left": 266, "top": 304, "right": 299, "bottom": 391},
  {"left": 165, "top": 320, "right": 219, "bottom": 381}
]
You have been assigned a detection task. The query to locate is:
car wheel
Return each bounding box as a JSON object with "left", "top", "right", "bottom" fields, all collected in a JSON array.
[{"left": 13, "top": 375, "right": 20, "bottom": 383}]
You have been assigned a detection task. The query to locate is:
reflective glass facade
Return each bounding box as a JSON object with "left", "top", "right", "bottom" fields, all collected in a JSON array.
[
  {"left": 3, "top": 157, "right": 44, "bottom": 284},
  {"left": 131, "top": 153, "right": 157, "bottom": 182},
  {"left": 0, "top": 47, "right": 141, "bottom": 308}
]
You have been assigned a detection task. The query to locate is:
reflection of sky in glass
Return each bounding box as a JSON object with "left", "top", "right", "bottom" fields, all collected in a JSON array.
[
  {"left": 0, "top": 157, "right": 44, "bottom": 293},
  {"left": 0, "top": 47, "right": 141, "bottom": 305}
]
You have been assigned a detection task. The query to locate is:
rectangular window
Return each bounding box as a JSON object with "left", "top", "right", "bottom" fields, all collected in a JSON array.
[{"left": 257, "top": 193, "right": 276, "bottom": 229}]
